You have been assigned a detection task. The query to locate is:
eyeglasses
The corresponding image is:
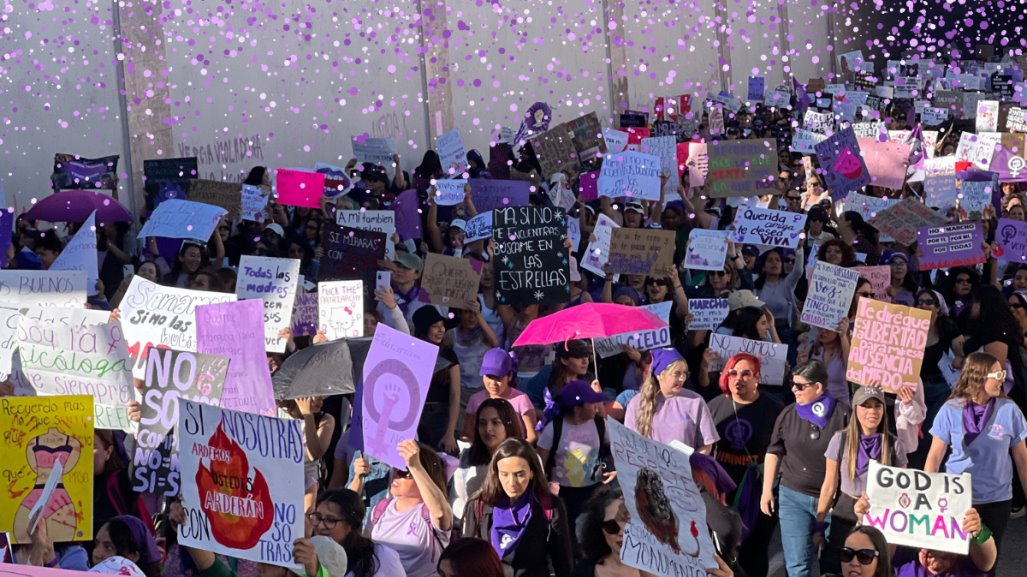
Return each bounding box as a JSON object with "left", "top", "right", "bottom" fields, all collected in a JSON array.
[
  {"left": 727, "top": 369, "right": 755, "bottom": 378},
  {"left": 840, "top": 547, "right": 879, "bottom": 565},
  {"left": 601, "top": 519, "right": 622, "bottom": 535},
  {"left": 987, "top": 370, "right": 1008, "bottom": 381},
  {"left": 306, "top": 512, "right": 343, "bottom": 529},
  {"left": 917, "top": 299, "right": 937, "bottom": 306},
  {"left": 392, "top": 468, "right": 412, "bottom": 479}
]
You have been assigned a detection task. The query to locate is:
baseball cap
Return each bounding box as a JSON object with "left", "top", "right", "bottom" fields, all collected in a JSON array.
[
  {"left": 480, "top": 348, "right": 513, "bottom": 377},
  {"left": 624, "top": 201, "right": 645, "bottom": 214},
  {"left": 290, "top": 536, "right": 348, "bottom": 576},
  {"left": 265, "top": 223, "right": 285, "bottom": 238},
  {"left": 727, "top": 289, "right": 766, "bottom": 312},
  {"left": 393, "top": 252, "right": 424, "bottom": 271},
  {"left": 449, "top": 219, "right": 467, "bottom": 231},
  {"left": 852, "top": 386, "right": 886, "bottom": 407},
  {"left": 557, "top": 380, "right": 607, "bottom": 408},
  {"left": 741, "top": 244, "right": 760, "bottom": 257}
]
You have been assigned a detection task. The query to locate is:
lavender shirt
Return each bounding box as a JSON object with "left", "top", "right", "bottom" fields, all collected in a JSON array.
[{"left": 624, "top": 390, "right": 720, "bottom": 449}]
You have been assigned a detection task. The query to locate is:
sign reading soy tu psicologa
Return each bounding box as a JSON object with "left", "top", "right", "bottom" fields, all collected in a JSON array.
[{"left": 729, "top": 207, "right": 807, "bottom": 249}]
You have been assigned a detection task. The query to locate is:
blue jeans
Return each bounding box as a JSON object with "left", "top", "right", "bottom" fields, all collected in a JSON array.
[{"left": 778, "top": 485, "right": 825, "bottom": 577}]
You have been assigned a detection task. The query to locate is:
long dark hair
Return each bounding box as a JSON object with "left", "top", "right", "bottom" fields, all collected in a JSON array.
[
  {"left": 577, "top": 485, "right": 624, "bottom": 563},
  {"left": 438, "top": 538, "right": 504, "bottom": 577},
  {"left": 478, "top": 438, "right": 551, "bottom": 506},
  {"left": 103, "top": 516, "right": 161, "bottom": 577},
  {"left": 415, "top": 150, "right": 443, "bottom": 180},
  {"left": 754, "top": 248, "right": 785, "bottom": 289},
  {"left": 315, "top": 491, "right": 379, "bottom": 577},
  {"left": 467, "top": 398, "right": 523, "bottom": 466},
  {"left": 961, "top": 284, "right": 1020, "bottom": 343},
  {"left": 723, "top": 306, "right": 766, "bottom": 341},
  {"left": 845, "top": 526, "right": 893, "bottom": 577}
]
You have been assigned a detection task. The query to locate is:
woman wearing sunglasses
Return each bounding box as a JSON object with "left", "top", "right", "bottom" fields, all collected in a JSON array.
[
  {"left": 762, "top": 361, "right": 849, "bottom": 577},
  {"left": 821, "top": 526, "right": 893, "bottom": 577},
  {"left": 925, "top": 352, "right": 1027, "bottom": 557}
]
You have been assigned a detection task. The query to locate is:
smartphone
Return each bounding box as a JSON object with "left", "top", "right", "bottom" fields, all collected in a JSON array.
[
  {"left": 376, "top": 271, "right": 391, "bottom": 290},
  {"left": 123, "top": 264, "right": 135, "bottom": 277}
]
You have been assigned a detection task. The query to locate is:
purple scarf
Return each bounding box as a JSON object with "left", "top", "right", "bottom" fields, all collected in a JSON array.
[
  {"left": 962, "top": 398, "right": 996, "bottom": 446},
  {"left": 796, "top": 394, "right": 836, "bottom": 429},
  {"left": 855, "top": 434, "right": 882, "bottom": 476},
  {"left": 490, "top": 493, "right": 533, "bottom": 557}
]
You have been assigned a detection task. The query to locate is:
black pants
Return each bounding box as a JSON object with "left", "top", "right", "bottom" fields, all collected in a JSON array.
[
  {"left": 976, "top": 499, "right": 1011, "bottom": 552},
  {"left": 738, "top": 509, "right": 778, "bottom": 577},
  {"left": 820, "top": 493, "right": 858, "bottom": 576},
  {"left": 559, "top": 483, "right": 602, "bottom": 545}
]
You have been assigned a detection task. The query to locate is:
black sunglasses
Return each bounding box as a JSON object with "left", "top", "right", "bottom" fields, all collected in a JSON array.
[
  {"left": 840, "top": 547, "right": 879, "bottom": 565},
  {"left": 601, "top": 519, "right": 621, "bottom": 535},
  {"left": 392, "top": 468, "right": 412, "bottom": 479},
  {"left": 710, "top": 270, "right": 729, "bottom": 277}
]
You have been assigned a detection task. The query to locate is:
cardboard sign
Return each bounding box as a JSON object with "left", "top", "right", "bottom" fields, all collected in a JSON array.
[
  {"left": 433, "top": 179, "right": 468, "bottom": 206},
  {"left": 492, "top": 206, "right": 568, "bottom": 307},
  {"left": 684, "top": 229, "right": 729, "bottom": 272},
  {"left": 864, "top": 461, "right": 972, "bottom": 555},
  {"left": 996, "top": 217, "right": 1027, "bottom": 263},
  {"left": 858, "top": 139, "right": 910, "bottom": 191},
  {"left": 800, "top": 262, "right": 861, "bottom": 331},
  {"left": 599, "top": 151, "right": 662, "bottom": 201},
  {"left": 606, "top": 418, "right": 718, "bottom": 576},
  {"left": 275, "top": 169, "right": 325, "bottom": 209},
  {"left": 870, "top": 198, "right": 947, "bottom": 246},
  {"left": 959, "top": 179, "right": 994, "bottom": 219},
  {"left": 923, "top": 156, "right": 960, "bottom": 209},
  {"left": 421, "top": 253, "right": 481, "bottom": 310},
  {"left": 855, "top": 265, "right": 891, "bottom": 300},
  {"left": 803, "top": 109, "right": 835, "bottom": 135},
  {"left": 336, "top": 209, "right": 397, "bottom": 259},
  {"left": 594, "top": 301, "right": 673, "bottom": 358},
  {"left": 177, "top": 400, "right": 304, "bottom": 569},
  {"left": 847, "top": 298, "right": 930, "bottom": 393},
  {"left": 641, "top": 135, "right": 678, "bottom": 178},
  {"left": 188, "top": 180, "right": 242, "bottom": 221},
  {"left": 706, "top": 139, "right": 776, "bottom": 198},
  {"left": 290, "top": 293, "right": 319, "bottom": 337},
  {"left": 318, "top": 280, "right": 364, "bottom": 340},
  {"left": 464, "top": 211, "right": 493, "bottom": 243},
  {"left": 791, "top": 129, "right": 829, "bottom": 154},
  {"left": 0, "top": 395, "right": 93, "bottom": 543},
  {"left": 16, "top": 316, "right": 134, "bottom": 431},
  {"left": 133, "top": 348, "right": 228, "bottom": 496},
  {"left": 195, "top": 299, "right": 276, "bottom": 416},
  {"left": 607, "top": 228, "right": 677, "bottom": 276},
  {"left": 241, "top": 184, "right": 271, "bottom": 222},
  {"left": 747, "top": 76, "right": 765, "bottom": 101},
  {"left": 351, "top": 136, "right": 396, "bottom": 168},
  {"left": 137, "top": 199, "right": 226, "bottom": 242},
  {"left": 816, "top": 128, "right": 872, "bottom": 198},
  {"left": 119, "top": 276, "right": 237, "bottom": 379},
  {"left": 237, "top": 256, "right": 301, "bottom": 353},
  {"left": 362, "top": 324, "right": 439, "bottom": 469},
  {"left": 581, "top": 214, "right": 619, "bottom": 277},
  {"left": 530, "top": 125, "right": 578, "bottom": 176},
  {"left": 50, "top": 212, "right": 98, "bottom": 293},
  {"left": 469, "top": 179, "right": 532, "bottom": 212},
  {"left": 729, "top": 207, "right": 807, "bottom": 249},
  {"left": 922, "top": 106, "right": 950, "bottom": 126},
  {"left": 687, "top": 298, "right": 730, "bottom": 331},
  {"left": 709, "top": 333, "right": 788, "bottom": 384},
  {"left": 436, "top": 129, "right": 468, "bottom": 174},
  {"left": 917, "top": 222, "right": 986, "bottom": 270},
  {"left": 318, "top": 221, "right": 386, "bottom": 303}
]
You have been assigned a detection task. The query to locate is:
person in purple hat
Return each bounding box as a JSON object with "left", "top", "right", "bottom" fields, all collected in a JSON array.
[{"left": 462, "top": 348, "right": 538, "bottom": 444}]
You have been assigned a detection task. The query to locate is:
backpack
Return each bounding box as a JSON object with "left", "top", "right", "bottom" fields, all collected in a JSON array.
[
  {"left": 543, "top": 414, "right": 614, "bottom": 482},
  {"left": 370, "top": 497, "right": 456, "bottom": 557}
]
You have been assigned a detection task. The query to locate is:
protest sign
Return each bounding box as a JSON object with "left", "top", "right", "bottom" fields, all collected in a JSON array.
[
  {"left": 841, "top": 191, "right": 899, "bottom": 222},
  {"left": 275, "top": 169, "right": 325, "bottom": 209},
  {"left": 237, "top": 256, "right": 301, "bottom": 353},
  {"left": 318, "top": 280, "right": 364, "bottom": 340},
  {"left": 530, "top": 125, "right": 578, "bottom": 176},
  {"left": 196, "top": 299, "right": 276, "bottom": 416},
  {"left": 853, "top": 121, "right": 886, "bottom": 139},
  {"left": 922, "top": 106, "right": 950, "bottom": 126},
  {"left": 565, "top": 111, "right": 607, "bottom": 164},
  {"left": 394, "top": 189, "right": 423, "bottom": 240},
  {"left": 847, "top": 298, "right": 930, "bottom": 393},
  {"left": 996, "top": 217, "right": 1027, "bottom": 263},
  {"left": 790, "top": 129, "right": 829, "bottom": 154},
  {"left": 137, "top": 199, "right": 226, "bottom": 242},
  {"left": 855, "top": 265, "right": 891, "bottom": 300},
  {"left": 803, "top": 109, "right": 835, "bottom": 134},
  {"left": 816, "top": 128, "right": 872, "bottom": 198},
  {"left": 858, "top": 139, "right": 910, "bottom": 190},
  {"left": 187, "top": 180, "right": 242, "bottom": 221},
  {"left": 314, "top": 162, "right": 354, "bottom": 198},
  {"left": 977, "top": 100, "right": 1000, "bottom": 132},
  {"left": 959, "top": 179, "right": 995, "bottom": 219},
  {"left": 433, "top": 179, "right": 468, "bottom": 206},
  {"left": 177, "top": 400, "right": 304, "bottom": 569},
  {"left": 0, "top": 395, "right": 93, "bottom": 543},
  {"left": 870, "top": 197, "right": 947, "bottom": 246},
  {"left": 0, "top": 309, "right": 19, "bottom": 381},
  {"left": 864, "top": 461, "right": 971, "bottom": 555},
  {"left": 421, "top": 253, "right": 481, "bottom": 310},
  {"left": 51, "top": 153, "right": 118, "bottom": 191},
  {"left": 469, "top": 179, "right": 532, "bottom": 212},
  {"left": 800, "top": 262, "right": 861, "bottom": 331},
  {"left": 336, "top": 209, "right": 397, "bottom": 259},
  {"left": 133, "top": 348, "right": 228, "bottom": 496},
  {"left": 0, "top": 270, "right": 87, "bottom": 309},
  {"left": 144, "top": 157, "right": 197, "bottom": 206},
  {"left": 709, "top": 333, "right": 789, "bottom": 384},
  {"left": 603, "top": 128, "right": 628, "bottom": 153},
  {"left": 687, "top": 299, "right": 730, "bottom": 331},
  {"left": 641, "top": 136, "right": 678, "bottom": 179},
  {"left": 579, "top": 170, "right": 600, "bottom": 201},
  {"left": 16, "top": 316, "right": 134, "bottom": 431},
  {"left": 50, "top": 212, "right": 98, "bottom": 291},
  {"left": 362, "top": 324, "right": 439, "bottom": 469},
  {"left": 0, "top": 209, "right": 13, "bottom": 268},
  {"left": 351, "top": 136, "right": 396, "bottom": 168},
  {"left": 436, "top": 129, "right": 468, "bottom": 174},
  {"left": 686, "top": 142, "right": 708, "bottom": 187},
  {"left": 594, "top": 301, "right": 673, "bottom": 358},
  {"left": 464, "top": 211, "right": 493, "bottom": 243},
  {"left": 607, "top": 228, "right": 676, "bottom": 276},
  {"left": 598, "top": 151, "right": 662, "bottom": 201},
  {"left": 683, "top": 229, "right": 729, "bottom": 272},
  {"left": 606, "top": 419, "right": 718, "bottom": 575},
  {"left": 492, "top": 206, "right": 569, "bottom": 307},
  {"left": 747, "top": 76, "right": 765, "bottom": 101},
  {"left": 291, "top": 293, "right": 319, "bottom": 337},
  {"left": 119, "top": 276, "right": 236, "bottom": 378},
  {"left": 729, "top": 206, "right": 807, "bottom": 249},
  {"left": 240, "top": 185, "right": 271, "bottom": 222},
  {"left": 319, "top": 221, "right": 386, "bottom": 302},
  {"left": 923, "top": 156, "right": 960, "bottom": 209},
  {"left": 581, "top": 214, "right": 619, "bottom": 277},
  {"left": 917, "top": 222, "right": 987, "bottom": 270},
  {"left": 706, "top": 139, "right": 776, "bottom": 198}
]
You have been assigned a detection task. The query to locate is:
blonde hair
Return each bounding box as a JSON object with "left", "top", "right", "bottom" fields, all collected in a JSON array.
[
  {"left": 633, "top": 360, "right": 687, "bottom": 438},
  {"left": 951, "top": 352, "right": 1004, "bottom": 404}
]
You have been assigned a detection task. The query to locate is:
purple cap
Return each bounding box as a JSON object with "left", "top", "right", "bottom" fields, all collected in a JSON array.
[
  {"left": 480, "top": 348, "right": 513, "bottom": 377},
  {"left": 557, "top": 380, "right": 607, "bottom": 408},
  {"left": 651, "top": 347, "right": 685, "bottom": 378}
]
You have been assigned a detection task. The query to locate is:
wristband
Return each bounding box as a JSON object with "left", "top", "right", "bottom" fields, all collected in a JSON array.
[{"left": 972, "top": 523, "right": 992, "bottom": 545}]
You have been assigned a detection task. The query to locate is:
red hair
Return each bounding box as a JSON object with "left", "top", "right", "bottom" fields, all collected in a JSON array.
[{"left": 718, "top": 353, "right": 761, "bottom": 396}]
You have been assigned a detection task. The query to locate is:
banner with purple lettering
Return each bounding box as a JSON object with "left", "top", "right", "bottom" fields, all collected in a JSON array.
[
  {"left": 916, "top": 222, "right": 986, "bottom": 270},
  {"left": 729, "top": 207, "right": 807, "bottom": 249}
]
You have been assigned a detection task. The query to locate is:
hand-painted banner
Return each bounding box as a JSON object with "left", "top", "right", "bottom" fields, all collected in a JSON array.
[
  {"left": 864, "top": 461, "right": 971, "bottom": 555},
  {"left": 641, "top": 136, "right": 678, "bottom": 178},
  {"left": 581, "top": 214, "right": 620, "bottom": 277},
  {"left": 335, "top": 209, "right": 397, "bottom": 259},
  {"left": 706, "top": 139, "right": 776, "bottom": 198},
  {"left": 119, "top": 276, "right": 237, "bottom": 379},
  {"left": 362, "top": 324, "right": 439, "bottom": 469},
  {"left": 683, "top": 229, "right": 729, "bottom": 272},
  {"left": 0, "top": 270, "right": 87, "bottom": 309},
  {"left": 318, "top": 221, "right": 386, "bottom": 304},
  {"left": 436, "top": 129, "right": 468, "bottom": 174},
  {"left": 492, "top": 206, "right": 569, "bottom": 307},
  {"left": 687, "top": 299, "right": 730, "bottom": 331},
  {"left": 133, "top": 348, "right": 228, "bottom": 496},
  {"left": 422, "top": 253, "right": 481, "bottom": 310},
  {"left": 608, "top": 228, "right": 677, "bottom": 276},
  {"left": 800, "top": 262, "right": 861, "bottom": 331},
  {"left": 137, "top": 199, "right": 226, "bottom": 241},
  {"left": 958, "top": 179, "right": 995, "bottom": 220},
  {"left": 816, "top": 128, "right": 872, "bottom": 199},
  {"left": 319, "top": 280, "right": 364, "bottom": 340},
  {"left": 598, "top": 151, "right": 662, "bottom": 200},
  {"left": 917, "top": 222, "right": 986, "bottom": 270},
  {"left": 709, "top": 333, "right": 788, "bottom": 384},
  {"left": 790, "top": 129, "right": 829, "bottom": 154},
  {"left": 275, "top": 169, "right": 325, "bottom": 209},
  {"left": 237, "top": 256, "right": 301, "bottom": 353},
  {"left": 290, "top": 293, "right": 319, "bottom": 337},
  {"left": 464, "top": 211, "right": 493, "bottom": 243},
  {"left": 51, "top": 153, "right": 118, "bottom": 190},
  {"left": 594, "top": 301, "right": 672, "bottom": 358},
  {"left": 855, "top": 266, "right": 891, "bottom": 300},
  {"left": 16, "top": 316, "right": 134, "bottom": 432},
  {"left": 995, "top": 218, "right": 1027, "bottom": 264},
  {"left": 606, "top": 418, "right": 718, "bottom": 576},
  {"left": 729, "top": 207, "right": 807, "bottom": 249},
  {"left": 870, "top": 198, "right": 947, "bottom": 247},
  {"left": 177, "top": 400, "right": 304, "bottom": 569},
  {"left": 196, "top": 299, "right": 276, "bottom": 416},
  {"left": 50, "top": 212, "right": 98, "bottom": 292},
  {"left": 847, "top": 298, "right": 930, "bottom": 393},
  {"left": 0, "top": 395, "right": 94, "bottom": 544},
  {"left": 433, "top": 179, "right": 468, "bottom": 206},
  {"left": 351, "top": 136, "right": 396, "bottom": 168},
  {"left": 923, "top": 157, "right": 959, "bottom": 209},
  {"left": 468, "top": 179, "right": 531, "bottom": 212}
]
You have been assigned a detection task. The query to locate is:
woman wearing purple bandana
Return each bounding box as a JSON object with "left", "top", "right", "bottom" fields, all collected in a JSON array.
[
  {"left": 462, "top": 438, "right": 572, "bottom": 577},
  {"left": 926, "top": 352, "right": 1027, "bottom": 558},
  {"left": 762, "top": 361, "right": 849, "bottom": 577}
]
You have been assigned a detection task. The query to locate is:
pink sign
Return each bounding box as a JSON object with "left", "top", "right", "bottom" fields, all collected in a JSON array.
[
  {"left": 276, "top": 169, "right": 325, "bottom": 209},
  {"left": 858, "top": 138, "right": 910, "bottom": 191}
]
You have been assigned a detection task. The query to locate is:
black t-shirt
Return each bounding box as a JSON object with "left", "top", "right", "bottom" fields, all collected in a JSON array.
[
  {"left": 921, "top": 316, "right": 959, "bottom": 381},
  {"left": 426, "top": 349, "right": 460, "bottom": 403},
  {"left": 709, "top": 393, "right": 785, "bottom": 485},
  {"left": 767, "top": 402, "right": 849, "bottom": 496}
]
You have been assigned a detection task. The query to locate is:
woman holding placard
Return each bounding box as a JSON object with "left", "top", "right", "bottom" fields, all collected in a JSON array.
[{"left": 925, "top": 351, "right": 1027, "bottom": 555}]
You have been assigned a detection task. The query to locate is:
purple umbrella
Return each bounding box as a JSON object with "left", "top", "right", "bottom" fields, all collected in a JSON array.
[{"left": 23, "top": 190, "right": 133, "bottom": 225}]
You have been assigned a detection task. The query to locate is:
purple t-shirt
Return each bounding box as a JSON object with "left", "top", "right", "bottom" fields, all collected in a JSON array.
[
  {"left": 825, "top": 431, "right": 907, "bottom": 498},
  {"left": 929, "top": 397, "right": 1027, "bottom": 503},
  {"left": 624, "top": 389, "right": 720, "bottom": 449},
  {"left": 370, "top": 501, "right": 449, "bottom": 577}
]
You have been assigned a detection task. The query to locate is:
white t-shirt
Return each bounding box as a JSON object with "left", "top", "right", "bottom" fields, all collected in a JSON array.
[
  {"left": 538, "top": 418, "right": 604, "bottom": 488},
  {"left": 371, "top": 501, "right": 449, "bottom": 577}
]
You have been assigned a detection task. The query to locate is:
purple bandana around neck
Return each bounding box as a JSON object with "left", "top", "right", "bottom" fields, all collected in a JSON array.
[
  {"left": 795, "top": 394, "right": 836, "bottom": 429},
  {"left": 855, "top": 433, "right": 882, "bottom": 476},
  {"left": 490, "top": 493, "right": 533, "bottom": 557},
  {"left": 962, "top": 398, "right": 996, "bottom": 446}
]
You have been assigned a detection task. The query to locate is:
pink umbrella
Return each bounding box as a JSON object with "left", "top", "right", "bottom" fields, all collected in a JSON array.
[{"left": 512, "top": 303, "right": 668, "bottom": 348}]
